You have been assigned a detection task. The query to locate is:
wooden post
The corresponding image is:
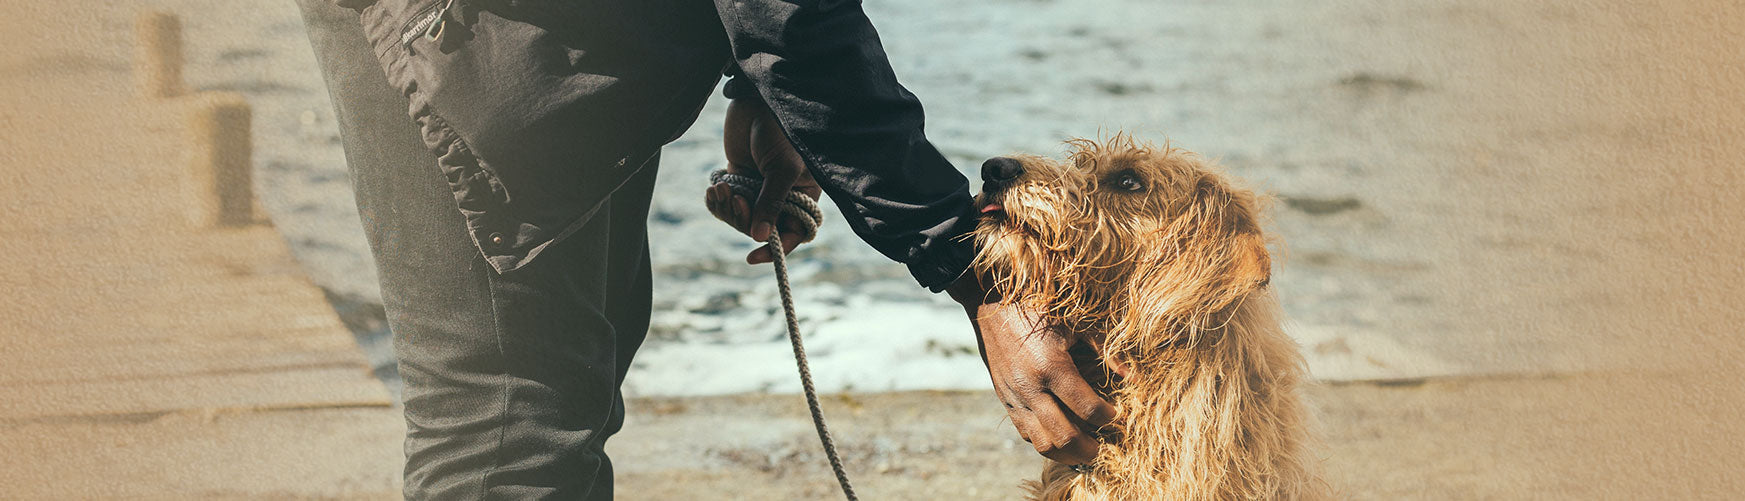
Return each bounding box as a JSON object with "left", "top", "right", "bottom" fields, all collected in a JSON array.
[
  {"left": 136, "top": 11, "right": 184, "bottom": 99},
  {"left": 186, "top": 93, "right": 256, "bottom": 227}
]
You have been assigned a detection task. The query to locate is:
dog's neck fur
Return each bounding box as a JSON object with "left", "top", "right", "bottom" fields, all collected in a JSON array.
[{"left": 1033, "top": 293, "right": 1323, "bottom": 501}]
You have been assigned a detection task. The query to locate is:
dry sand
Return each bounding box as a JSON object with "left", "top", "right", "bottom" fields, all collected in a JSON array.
[{"left": 610, "top": 372, "right": 1741, "bottom": 500}]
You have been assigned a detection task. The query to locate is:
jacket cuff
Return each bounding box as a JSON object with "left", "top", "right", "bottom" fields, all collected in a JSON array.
[{"left": 907, "top": 219, "right": 977, "bottom": 293}]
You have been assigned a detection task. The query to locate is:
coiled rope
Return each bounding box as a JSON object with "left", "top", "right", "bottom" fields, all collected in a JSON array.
[
  {"left": 709, "top": 170, "right": 825, "bottom": 243},
  {"left": 709, "top": 169, "right": 856, "bottom": 501}
]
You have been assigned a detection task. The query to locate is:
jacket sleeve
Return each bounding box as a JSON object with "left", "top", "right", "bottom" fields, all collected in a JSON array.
[{"left": 714, "top": 0, "right": 977, "bottom": 292}]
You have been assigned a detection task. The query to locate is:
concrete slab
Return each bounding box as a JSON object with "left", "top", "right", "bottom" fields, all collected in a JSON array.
[{"left": 0, "top": 5, "right": 403, "bottom": 497}]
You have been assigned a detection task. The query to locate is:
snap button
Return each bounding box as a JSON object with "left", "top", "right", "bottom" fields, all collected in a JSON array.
[
  {"left": 615, "top": 157, "right": 628, "bottom": 168},
  {"left": 488, "top": 232, "right": 505, "bottom": 246}
]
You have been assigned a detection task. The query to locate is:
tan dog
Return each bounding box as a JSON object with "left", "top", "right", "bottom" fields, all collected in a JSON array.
[{"left": 973, "top": 136, "right": 1325, "bottom": 500}]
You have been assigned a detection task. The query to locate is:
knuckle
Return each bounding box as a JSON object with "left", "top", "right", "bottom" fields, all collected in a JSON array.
[
  {"left": 1079, "top": 404, "right": 1114, "bottom": 425},
  {"left": 1035, "top": 436, "right": 1070, "bottom": 455},
  {"left": 1070, "top": 396, "right": 1110, "bottom": 418},
  {"left": 1084, "top": 406, "right": 1114, "bottom": 424},
  {"left": 1033, "top": 368, "right": 1058, "bottom": 386}
]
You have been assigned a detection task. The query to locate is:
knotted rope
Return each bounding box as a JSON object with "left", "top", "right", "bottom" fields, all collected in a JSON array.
[
  {"left": 709, "top": 170, "right": 825, "bottom": 243},
  {"left": 709, "top": 169, "right": 856, "bottom": 501}
]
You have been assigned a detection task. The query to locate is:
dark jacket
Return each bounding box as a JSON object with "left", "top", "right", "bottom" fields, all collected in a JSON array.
[{"left": 342, "top": 0, "right": 975, "bottom": 291}]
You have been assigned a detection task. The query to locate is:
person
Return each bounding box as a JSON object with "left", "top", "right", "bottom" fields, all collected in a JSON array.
[{"left": 294, "top": 0, "right": 1115, "bottom": 498}]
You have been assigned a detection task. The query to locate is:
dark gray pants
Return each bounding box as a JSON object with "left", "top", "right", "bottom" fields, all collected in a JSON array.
[{"left": 296, "top": 2, "right": 654, "bottom": 498}]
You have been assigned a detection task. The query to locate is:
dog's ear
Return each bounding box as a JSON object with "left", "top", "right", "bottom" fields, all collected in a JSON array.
[
  {"left": 1197, "top": 176, "right": 1271, "bottom": 313},
  {"left": 1108, "top": 166, "right": 1277, "bottom": 352},
  {"left": 1133, "top": 176, "right": 1271, "bottom": 322},
  {"left": 1229, "top": 230, "right": 1271, "bottom": 291}
]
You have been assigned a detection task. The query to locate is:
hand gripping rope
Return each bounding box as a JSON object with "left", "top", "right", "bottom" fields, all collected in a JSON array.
[{"left": 709, "top": 170, "right": 856, "bottom": 501}]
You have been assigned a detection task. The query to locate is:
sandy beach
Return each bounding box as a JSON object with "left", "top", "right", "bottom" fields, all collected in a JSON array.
[
  {"left": 609, "top": 371, "right": 1741, "bottom": 499},
  {"left": 4, "top": 0, "right": 1742, "bottom": 497}
]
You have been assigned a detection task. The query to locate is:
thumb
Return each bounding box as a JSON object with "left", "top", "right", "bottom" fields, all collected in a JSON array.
[
  {"left": 749, "top": 166, "right": 800, "bottom": 242},
  {"left": 1084, "top": 333, "right": 1133, "bottom": 380}
]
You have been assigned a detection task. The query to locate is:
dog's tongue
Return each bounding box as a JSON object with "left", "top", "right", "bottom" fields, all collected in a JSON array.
[{"left": 980, "top": 203, "right": 1004, "bottom": 214}]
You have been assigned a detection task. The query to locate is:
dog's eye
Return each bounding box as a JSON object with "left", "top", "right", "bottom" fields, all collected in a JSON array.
[{"left": 1113, "top": 172, "right": 1145, "bottom": 192}]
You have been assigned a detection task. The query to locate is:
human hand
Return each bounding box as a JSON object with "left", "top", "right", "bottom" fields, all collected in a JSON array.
[
  {"left": 947, "top": 275, "right": 1117, "bottom": 465},
  {"left": 705, "top": 98, "right": 823, "bottom": 264}
]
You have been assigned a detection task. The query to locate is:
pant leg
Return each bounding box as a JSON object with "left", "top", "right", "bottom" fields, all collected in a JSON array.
[
  {"left": 293, "top": 2, "right": 651, "bottom": 499},
  {"left": 603, "top": 153, "right": 657, "bottom": 390},
  {"left": 475, "top": 193, "right": 629, "bottom": 501},
  {"left": 586, "top": 154, "right": 659, "bottom": 501}
]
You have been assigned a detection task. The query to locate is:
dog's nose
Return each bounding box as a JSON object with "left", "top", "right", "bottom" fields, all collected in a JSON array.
[{"left": 981, "top": 157, "right": 1025, "bottom": 186}]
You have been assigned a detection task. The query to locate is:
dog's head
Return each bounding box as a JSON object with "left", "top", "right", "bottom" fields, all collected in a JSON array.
[{"left": 973, "top": 136, "right": 1272, "bottom": 353}]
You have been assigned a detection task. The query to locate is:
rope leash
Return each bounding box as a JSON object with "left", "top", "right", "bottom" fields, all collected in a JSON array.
[{"left": 710, "top": 170, "right": 857, "bottom": 501}]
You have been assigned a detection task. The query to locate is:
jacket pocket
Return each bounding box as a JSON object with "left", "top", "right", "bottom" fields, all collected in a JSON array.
[{"left": 354, "top": 0, "right": 662, "bottom": 273}]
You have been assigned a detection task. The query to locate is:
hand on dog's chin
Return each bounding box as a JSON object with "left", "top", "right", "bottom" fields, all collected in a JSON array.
[
  {"left": 948, "top": 274, "right": 1116, "bottom": 465},
  {"left": 947, "top": 276, "right": 1131, "bottom": 381}
]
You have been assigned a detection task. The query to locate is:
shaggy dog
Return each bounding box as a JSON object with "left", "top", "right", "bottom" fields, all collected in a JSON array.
[{"left": 973, "top": 136, "right": 1325, "bottom": 500}]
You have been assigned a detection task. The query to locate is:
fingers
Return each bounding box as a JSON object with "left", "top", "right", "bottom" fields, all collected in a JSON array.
[
  {"left": 1030, "top": 402, "right": 1102, "bottom": 464},
  {"left": 732, "top": 196, "right": 752, "bottom": 233},
  {"left": 703, "top": 183, "right": 734, "bottom": 228},
  {"left": 1002, "top": 383, "right": 1101, "bottom": 465},
  {"left": 975, "top": 303, "right": 1111, "bottom": 464},
  {"left": 1044, "top": 368, "right": 1118, "bottom": 430},
  {"left": 722, "top": 100, "right": 756, "bottom": 168},
  {"left": 704, "top": 183, "right": 754, "bottom": 234},
  {"left": 708, "top": 181, "right": 809, "bottom": 264},
  {"left": 1104, "top": 357, "right": 1133, "bottom": 381}
]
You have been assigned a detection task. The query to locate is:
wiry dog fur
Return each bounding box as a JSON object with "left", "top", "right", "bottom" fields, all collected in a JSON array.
[{"left": 973, "top": 136, "right": 1325, "bottom": 500}]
